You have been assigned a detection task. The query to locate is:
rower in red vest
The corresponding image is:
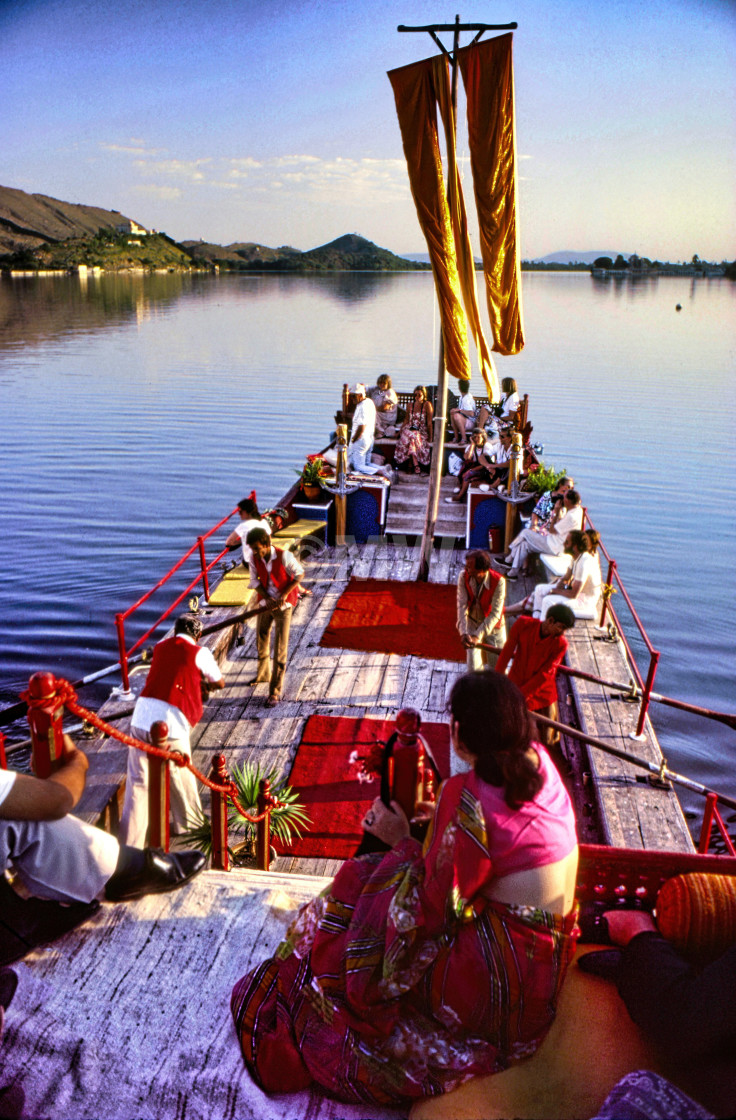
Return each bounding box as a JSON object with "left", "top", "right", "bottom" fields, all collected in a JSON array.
[
  {"left": 456, "top": 549, "right": 507, "bottom": 670},
  {"left": 247, "top": 526, "right": 304, "bottom": 707},
  {"left": 121, "top": 614, "right": 225, "bottom": 847}
]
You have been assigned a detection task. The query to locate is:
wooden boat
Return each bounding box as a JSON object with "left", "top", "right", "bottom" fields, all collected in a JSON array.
[{"left": 1, "top": 17, "right": 734, "bottom": 1120}]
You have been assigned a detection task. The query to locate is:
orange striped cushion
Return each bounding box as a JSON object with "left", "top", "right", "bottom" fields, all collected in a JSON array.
[{"left": 656, "top": 872, "right": 736, "bottom": 958}]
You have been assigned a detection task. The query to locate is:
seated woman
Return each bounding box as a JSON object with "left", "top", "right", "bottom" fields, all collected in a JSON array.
[
  {"left": 231, "top": 672, "right": 579, "bottom": 1107},
  {"left": 368, "top": 374, "right": 399, "bottom": 437},
  {"left": 485, "top": 428, "right": 515, "bottom": 490},
  {"left": 449, "top": 378, "right": 476, "bottom": 443},
  {"left": 478, "top": 376, "right": 520, "bottom": 433},
  {"left": 506, "top": 530, "right": 602, "bottom": 621},
  {"left": 446, "top": 428, "right": 494, "bottom": 503},
  {"left": 528, "top": 476, "right": 574, "bottom": 533},
  {"left": 394, "top": 384, "right": 434, "bottom": 474}
]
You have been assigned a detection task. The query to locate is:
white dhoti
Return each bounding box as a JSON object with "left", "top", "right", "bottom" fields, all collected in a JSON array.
[
  {"left": 120, "top": 725, "right": 202, "bottom": 849},
  {"left": 1, "top": 815, "right": 119, "bottom": 903}
]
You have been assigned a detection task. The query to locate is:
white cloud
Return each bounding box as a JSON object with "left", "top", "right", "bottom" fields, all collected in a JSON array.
[{"left": 131, "top": 184, "right": 182, "bottom": 200}]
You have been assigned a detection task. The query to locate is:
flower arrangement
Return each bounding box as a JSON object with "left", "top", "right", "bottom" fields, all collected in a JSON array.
[
  {"left": 295, "top": 456, "right": 328, "bottom": 487},
  {"left": 521, "top": 461, "right": 568, "bottom": 494}
]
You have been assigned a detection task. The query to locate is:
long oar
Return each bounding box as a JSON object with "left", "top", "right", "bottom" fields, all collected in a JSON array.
[
  {"left": 0, "top": 599, "right": 274, "bottom": 729},
  {"left": 533, "top": 711, "right": 736, "bottom": 812}
]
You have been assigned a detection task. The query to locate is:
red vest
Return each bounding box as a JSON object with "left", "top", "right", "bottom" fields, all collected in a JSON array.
[
  {"left": 464, "top": 569, "right": 502, "bottom": 622},
  {"left": 140, "top": 636, "right": 203, "bottom": 727},
  {"left": 254, "top": 548, "right": 299, "bottom": 607}
]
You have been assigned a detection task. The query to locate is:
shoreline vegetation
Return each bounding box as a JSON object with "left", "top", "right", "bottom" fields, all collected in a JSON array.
[{"left": 1, "top": 184, "right": 733, "bottom": 278}]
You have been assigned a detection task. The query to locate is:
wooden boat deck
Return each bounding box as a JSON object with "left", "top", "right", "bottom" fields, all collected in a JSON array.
[{"left": 76, "top": 499, "right": 694, "bottom": 864}]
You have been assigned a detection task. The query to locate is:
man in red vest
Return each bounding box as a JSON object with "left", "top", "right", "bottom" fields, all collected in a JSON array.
[
  {"left": 456, "top": 550, "right": 507, "bottom": 670},
  {"left": 495, "top": 603, "right": 575, "bottom": 759},
  {"left": 247, "top": 527, "right": 304, "bottom": 706},
  {"left": 121, "top": 615, "right": 225, "bottom": 847}
]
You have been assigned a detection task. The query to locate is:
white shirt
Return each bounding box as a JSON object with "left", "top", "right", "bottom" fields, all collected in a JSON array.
[
  {"left": 549, "top": 506, "right": 584, "bottom": 548},
  {"left": 233, "top": 517, "right": 271, "bottom": 563},
  {"left": 572, "top": 551, "right": 602, "bottom": 611},
  {"left": 132, "top": 633, "right": 222, "bottom": 739},
  {"left": 0, "top": 767, "right": 16, "bottom": 809},
  {"left": 351, "top": 396, "right": 377, "bottom": 444},
  {"left": 458, "top": 392, "right": 475, "bottom": 412},
  {"left": 249, "top": 546, "right": 304, "bottom": 600},
  {"left": 501, "top": 391, "right": 520, "bottom": 417}
]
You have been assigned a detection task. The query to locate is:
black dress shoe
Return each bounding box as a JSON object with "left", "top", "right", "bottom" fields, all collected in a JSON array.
[
  {"left": 577, "top": 948, "right": 624, "bottom": 982},
  {"left": 104, "top": 847, "right": 206, "bottom": 902}
]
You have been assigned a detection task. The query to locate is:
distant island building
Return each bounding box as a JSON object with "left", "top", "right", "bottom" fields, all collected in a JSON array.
[{"left": 115, "top": 219, "right": 148, "bottom": 236}]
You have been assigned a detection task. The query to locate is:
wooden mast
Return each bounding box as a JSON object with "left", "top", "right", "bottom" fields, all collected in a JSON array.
[{"left": 397, "top": 14, "right": 517, "bottom": 581}]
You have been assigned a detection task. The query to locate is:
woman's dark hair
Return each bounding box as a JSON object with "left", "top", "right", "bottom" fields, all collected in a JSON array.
[
  {"left": 458, "top": 379, "right": 471, "bottom": 392},
  {"left": 246, "top": 526, "right": 271, "bottom": 547},
  {"left": 448, "top": 672, "right": 543, "bottom": 808},
  {"left": 238, "top": 497, "right": 260, "bottom": 518},
  {"left": 377, "top": 374, "right": 392, "bottom": 389},
  {"left": 501, "top": 377, "right": 517, "bottom": 395},
  {"left": 413, "top": 385, "right": 427, "bottom": 399}
]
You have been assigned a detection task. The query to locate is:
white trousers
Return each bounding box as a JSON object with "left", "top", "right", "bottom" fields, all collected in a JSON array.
[
  {"left": 536, "top": 590, "right": 599, "bottom": 621},
  {"left": 509, "top": 528, "right": 560, "bottom": 572},
  {"left": 348, "top": 438, "right": 390, "bottom": 477},
  {"left": 1, "top": 815, "right": 119, "bottom": 903},
  {"left": 120, "top": 726, "right": 202, "bottom": 848}
]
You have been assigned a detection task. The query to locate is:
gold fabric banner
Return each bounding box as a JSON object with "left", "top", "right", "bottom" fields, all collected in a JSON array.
[
  {"left": 458, "top": 33, "right": 525, "bottom": 355},
  {"left": 433, "top": 56, "right": 499, "bottom": 399},
  {"left": 388, "top": 57, "right": 471, "bottom": 382}
]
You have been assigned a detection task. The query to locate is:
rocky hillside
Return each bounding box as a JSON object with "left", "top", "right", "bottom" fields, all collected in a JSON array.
[
  {"left": 181, "top": 233, "right": 426, "bottom": 271},
  {"left": 0, "top": 185, "right": 138, "bottom": 256}
]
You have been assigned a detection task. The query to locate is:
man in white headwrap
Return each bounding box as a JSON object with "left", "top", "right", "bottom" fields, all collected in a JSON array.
[{"left": 347, "top": 383, "right": 393, "bottom": 480}]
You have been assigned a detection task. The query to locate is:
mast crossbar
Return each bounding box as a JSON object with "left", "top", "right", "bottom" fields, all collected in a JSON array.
[{"left": 397, "top": 23, "right": 518, "bottom": 32}]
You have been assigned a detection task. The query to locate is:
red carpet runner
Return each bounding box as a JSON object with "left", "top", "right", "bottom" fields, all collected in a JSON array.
[
  {"left": 319, "top": 577, "right": 466, "bottom": 662},
  {"left": 275, "top": 714, "right": 451, "bottom": 860}
]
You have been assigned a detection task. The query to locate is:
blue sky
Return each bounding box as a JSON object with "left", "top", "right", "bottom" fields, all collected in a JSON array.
[{"left": 1, "top": 0, "right": 734, "bottom": 259}]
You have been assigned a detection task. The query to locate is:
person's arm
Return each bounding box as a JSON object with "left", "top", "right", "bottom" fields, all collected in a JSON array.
[
  {"left": 276, "top": 553, "right": 304, "bottom": 604},
  {"left": 196, "top": 646, "right": 225, "bottom": 690},
  {"left": 456, "top": 574, "right": 472, "bottom": 643},
  {"left": 248, "top": 560, "right": 277, "bottom": 608},
  {"left": 1, "top": 735, "right": 88, "bottom": 821},
  {"left": 495, "top": 618, "right": 520, "bottom": 675},
  {"left": 226, "top": 528, "right": 242, "bottom": 548},
  {"left": 424, "top": 401, "right": 434, "bottom": 429},
  {"left": 480, "top": 578, "right": 505, "bottom": 640}
]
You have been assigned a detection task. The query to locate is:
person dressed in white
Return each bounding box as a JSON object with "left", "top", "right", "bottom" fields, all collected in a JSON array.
[
  {"left": 247, "top": 527, "right": 304, "bottom": 706},
  {"left": 496, "top": 490, "right": 584, "bottom": 580},
  {"left": 531, "top": 530, "right": 602, "bottom": 620},
  {"left": 121, "top": 614, "right": 225, "bottom": 848},
  {"left": 367, "top": 374, "right": 399, "bottom": 437},
  {"left": 478, "top": 376, "right": 521, "bottom": 434},
  {"left": 450, "top": 379, "right": 476, "bottom": 443},
  {"left": 226, "top": 496, "right": 271, "bottom": 565},
  {"left": 0, "top": 733, "right": 205, "bottom": 946},
  {"left": 347, "top": 383, "right": 393, "bottom": 479}
]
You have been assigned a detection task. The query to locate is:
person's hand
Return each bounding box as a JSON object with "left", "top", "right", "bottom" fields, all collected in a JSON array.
[
  {"left": 60, "top": 734, "right": 89, "bottom": 773},
  {"left": 362, "top": 798, "right": 411, "bottom": 847},
  {"left": 604, "top": 909, "right": 657, "bottom": 946},
  {"left": 411, "top": 799, "right": 436, "bottom": 826}
]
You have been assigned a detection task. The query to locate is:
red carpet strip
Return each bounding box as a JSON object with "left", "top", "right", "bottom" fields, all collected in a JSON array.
[
  {"left": 275, "top": 713, "right": 451, "bottom": 860},
  {"left": 319, "top": 577, "right": 465, "bottom": 662}
]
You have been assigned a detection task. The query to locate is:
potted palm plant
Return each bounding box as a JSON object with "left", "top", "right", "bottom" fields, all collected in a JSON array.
[{"left": 296, "top": 456, "right": 327, "bottom": 500}]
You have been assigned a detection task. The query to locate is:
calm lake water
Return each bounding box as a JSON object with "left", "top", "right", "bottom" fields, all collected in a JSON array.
[{"left": 1, "top": 270, "right": 734, "bottom": 819}]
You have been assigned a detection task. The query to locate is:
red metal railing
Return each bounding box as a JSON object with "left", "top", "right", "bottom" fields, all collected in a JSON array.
[
  {"left": 585, "top": 513, "right": 660, "bottom": 738},
  {"left": 114, "top": 505, "right": 240, "bottom": 690}
]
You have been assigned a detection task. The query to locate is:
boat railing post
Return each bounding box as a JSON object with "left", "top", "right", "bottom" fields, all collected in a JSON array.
[
  {"left": 504, "top": 431, "right": 523, "bottom": 547},
  {"left": 210, "top": 753, "right": 230, "bottom": 871},
  {"left": 599, "top": 558, "right": 617, "bottom": 628},
  {"left": 115, "top": 613, "right": 131, "bottom": 693},
  {"left": 698, "top": 792, "right": 717, "bottom": 854},
  {"left": 633, "top": 649, "right": 660, "bottom": 740},
  {"left": 0, "top": 730, "right": 6, "bottom": 770},
  {"left": 197, "top": 536, "right": 210, "bottom": 601},
  {"left": 335, "top": 423, "right": 348, "bottom": 544},
  {"left": 147, "top": 720, "right": 171, "bottom": 851},
  {"left": 255, "top": 778, "right": 273, "bottom": 871},
  {"left": 25, "top": 672, "right": 65, "bottom": 778}
]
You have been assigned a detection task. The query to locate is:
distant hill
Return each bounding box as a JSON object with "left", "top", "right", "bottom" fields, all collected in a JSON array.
[
  {"left": 528, "top": 250, "right": 626, "bottom": 265},
  {"left": 184, "top": 232, "right": 427, "bottom": 272},
  {"left": 0, "top": 184, "right": 136, "bottom": 256}
]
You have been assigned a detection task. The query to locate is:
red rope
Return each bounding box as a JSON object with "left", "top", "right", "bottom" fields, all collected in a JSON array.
[{"left": 24, "top": 678, "right": 280, "bottom": 824}]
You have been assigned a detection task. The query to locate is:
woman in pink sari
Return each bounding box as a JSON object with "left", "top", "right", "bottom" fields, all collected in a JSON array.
[{"left": 232, "top": 673, "right": 579, "bottom": 1106}]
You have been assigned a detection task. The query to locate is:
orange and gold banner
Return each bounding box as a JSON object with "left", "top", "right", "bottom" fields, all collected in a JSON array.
[
  {"left": 433, "top": 55, "right": 499, "bottom": 399},
  {"left": 388, "top": 57, "right": 471, "bottom": 382},
  {"left": 458, "top": 33, "right": 525, "bottom": 355}
]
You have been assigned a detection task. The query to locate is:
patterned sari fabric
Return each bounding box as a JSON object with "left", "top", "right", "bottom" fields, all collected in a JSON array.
[
  {"left": 232, "top": 774, "right": 578, "bottom": 1106},
  {"left": 393, "top": 408, "right": 432, "bottom": 467}
]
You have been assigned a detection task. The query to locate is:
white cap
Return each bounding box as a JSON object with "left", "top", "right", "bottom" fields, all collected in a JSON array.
[{"left": 349, "top": 382, "right": 366, "bottom": 396}]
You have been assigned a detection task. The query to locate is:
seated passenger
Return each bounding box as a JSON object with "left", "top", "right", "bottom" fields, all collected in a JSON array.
[
  {"left": 446, "top": 428, "right": 494, "bottom": 503},
  {"left": 394, "top": 384, "right": 434, "bottom": 474},
  {"left": 506, "top": 530, "right": 602, "bottom": 621},
  {"left": 478, "top": 376, "right": 520, "bottom": 433},
  {"left": 231, "top": 672, "right": 579, "bottom": 1106},
  {"left": 347, "top": 383, "right": 393, "bottom": 480},
  {"left": 449, "top": 378, "right": 476, "bottom": 443},
  {"left": 495, "top": 490, "right": 584, "bottom": 579},
  {"left": 367, "top": 374, "right": 399, "bottom": 437},
  {"left": 528, "top": 476, "right": 574, "bottom": 533}
]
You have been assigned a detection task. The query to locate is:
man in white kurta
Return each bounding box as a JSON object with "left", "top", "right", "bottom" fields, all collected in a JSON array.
[
  {"left": 347, "top": 383, "right": 393, "bottom": 479},
  {"left": 498, "top": 490, "right": 584, "bottom": 578}
]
